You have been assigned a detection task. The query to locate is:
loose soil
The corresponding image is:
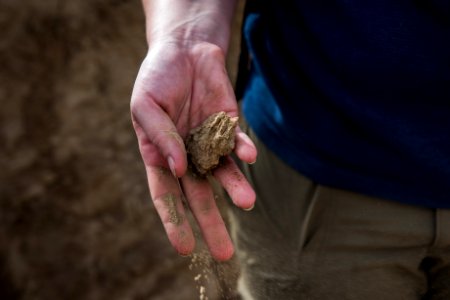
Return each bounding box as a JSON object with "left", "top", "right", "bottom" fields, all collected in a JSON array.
[{"left": 186, "top": 112, "right": 238, "bottom": 176}]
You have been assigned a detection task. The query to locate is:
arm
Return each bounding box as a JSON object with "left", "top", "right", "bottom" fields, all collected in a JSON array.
[{"left": 131, "top": 0, "right": 257, "bottom": 261}]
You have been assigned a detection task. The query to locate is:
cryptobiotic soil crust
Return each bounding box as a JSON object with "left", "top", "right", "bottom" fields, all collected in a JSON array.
[{"left": 0, "top": 0, "right": 242, "bottom": 299}]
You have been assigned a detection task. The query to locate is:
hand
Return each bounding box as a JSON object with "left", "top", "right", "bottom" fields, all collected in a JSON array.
[{"left": 131, "top": 41, "right": 257, "bottom": 261}]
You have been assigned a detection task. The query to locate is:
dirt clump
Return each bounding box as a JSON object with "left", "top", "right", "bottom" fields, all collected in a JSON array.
[{"left": 186, "top": 112, "right": 238, "bottom": 176}]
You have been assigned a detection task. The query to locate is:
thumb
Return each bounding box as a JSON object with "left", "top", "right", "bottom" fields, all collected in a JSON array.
[{"left": 131, "top": 100, "right": 187, "bottom": 177}]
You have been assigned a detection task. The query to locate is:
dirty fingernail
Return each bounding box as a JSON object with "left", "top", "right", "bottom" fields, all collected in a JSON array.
[
  {"left": 243, "top": 204, "right": 255, "bottom": 211},
  {"left": 168, "top": 156, "right": 176, "bottom": 177}
]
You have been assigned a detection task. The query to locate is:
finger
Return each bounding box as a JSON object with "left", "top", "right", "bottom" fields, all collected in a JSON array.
[
  {"left": 213, "top": 156, "right": 256, "bottom": 210},
  {"left": 234, "top": 126, "right": 257, "bottom": 164},
  {"left": 181, "top": 172, "right": 234, "bottom": 261},
  {"left": 133, "top": 120, "right": 167, "bottom": 168},
  {"left": 131, "top": 100, "right": 187, "bottom": 177},
  {"left": 146, "top": 164, "right": 195, "bottom": 256}
]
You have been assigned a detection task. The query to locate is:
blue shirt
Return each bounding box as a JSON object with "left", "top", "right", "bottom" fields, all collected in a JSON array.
[{"left": 242, "top": 1, "right": 450, "bottom": 208}]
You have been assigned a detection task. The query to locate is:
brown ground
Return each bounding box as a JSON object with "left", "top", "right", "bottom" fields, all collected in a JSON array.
[{"left": 0, "top": 0, "right": 244, "bottom": 299}]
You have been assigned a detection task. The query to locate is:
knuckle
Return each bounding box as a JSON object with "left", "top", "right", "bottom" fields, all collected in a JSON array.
[
  {"left": 206, "top": 44, "right": 225, "bottom": 60},
  {"left": 130, "top": 100, "right": 143, "bottom": 119}
]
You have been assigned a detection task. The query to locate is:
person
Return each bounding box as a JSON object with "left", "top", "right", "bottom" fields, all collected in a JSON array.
[{"left": 131, "top": 0, "right": 450, "bottom": 299}]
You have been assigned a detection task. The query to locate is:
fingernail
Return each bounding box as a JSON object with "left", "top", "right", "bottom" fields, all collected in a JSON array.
[
  {"left": 248, "top": 159, "right": 257, "bottom": 165},
  {"left": 239, "top": 132, "right": 256, "bottom": 147},
  {"left": 168, "top": 156, "right": 176, "bottom": 177},
  {"left": 243, "top": 204, "right": 255, "bottom": 211}
]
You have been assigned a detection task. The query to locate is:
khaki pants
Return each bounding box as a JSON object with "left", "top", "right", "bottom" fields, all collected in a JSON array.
[{"left": 229, "top": 125, "right": 450, "bottom": 300}]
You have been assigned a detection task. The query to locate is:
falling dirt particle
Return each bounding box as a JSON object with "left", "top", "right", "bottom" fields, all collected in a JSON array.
[
  {"left": 162, "top": 193, "right": 183, "bottom": 225},
  {"left": 186, "top": 112, "right": 238, "bottom": 176},
  {"left": 191, "top": 254, "right": 198, "bottom": 264},
  {"left": 199, "top": 286, "right": 207, "bottom": 300},
  {"left": 188, "top": 249, "right": 239, "bottom": 299}
]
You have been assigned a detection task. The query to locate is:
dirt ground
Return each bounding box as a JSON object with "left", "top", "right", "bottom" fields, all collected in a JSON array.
[{"left": 0, "top": 0, "right": 244, "bottom": 299}]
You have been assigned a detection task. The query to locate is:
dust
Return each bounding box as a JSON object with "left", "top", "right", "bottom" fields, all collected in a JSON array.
[
  {"left": 186, "top": 112, "right": 238, "bottom": 176},
  {"left": 189, "top": 250, "right": 240, "bottom": 300},
  {"left": 162, "top": 193, "right": 183, "bottom": 226},
  {"left": 199, "top": 285, "right": 207, "bottom": 300}
]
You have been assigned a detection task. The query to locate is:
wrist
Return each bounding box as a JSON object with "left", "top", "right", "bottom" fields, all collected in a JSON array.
[
  {"left": 149, "top": 26, "right": 231, "bottom": 56},
  {"left": 143, "top": 0, "right": 236, "bottom": 55}
]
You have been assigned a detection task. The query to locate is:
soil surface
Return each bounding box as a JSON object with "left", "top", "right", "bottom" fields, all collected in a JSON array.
[{"left": 0, "top": 0, "right": 244, "bottom": 299}]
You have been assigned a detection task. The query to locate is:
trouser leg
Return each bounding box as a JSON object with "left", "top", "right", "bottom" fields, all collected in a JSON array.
[
  {"left": 422, "top": 209, "right": 450, "bottom": 300},
  {"left": 229, "top": 126, "right": 433, "bottom": 300}
]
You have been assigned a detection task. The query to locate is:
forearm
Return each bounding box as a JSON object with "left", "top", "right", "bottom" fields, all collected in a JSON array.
[{"left": 142, "top": 0, "right": 237, "bottom": 54}]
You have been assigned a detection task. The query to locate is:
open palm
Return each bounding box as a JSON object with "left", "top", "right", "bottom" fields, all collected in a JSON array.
[{"left": 131, "top": 41, "right": 257, "bottom": 261}]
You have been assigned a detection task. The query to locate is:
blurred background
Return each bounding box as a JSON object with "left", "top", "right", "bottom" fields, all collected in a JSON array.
[{"left": 0, "top": 0, "right": 245, "bottom": 299}]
